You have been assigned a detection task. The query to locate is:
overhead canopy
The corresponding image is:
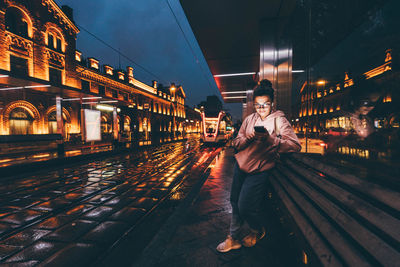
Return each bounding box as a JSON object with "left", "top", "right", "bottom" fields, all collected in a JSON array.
[
  {"left": 179, "top": 0, "right": 387, "bottom": 103},
  {"left": 179, "top": 0, "right": 295, "bottom": 103}
]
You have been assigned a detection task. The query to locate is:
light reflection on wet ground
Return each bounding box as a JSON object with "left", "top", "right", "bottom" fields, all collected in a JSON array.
[{"left": 0, "top": 137, "right": 221, "bottom": 265}]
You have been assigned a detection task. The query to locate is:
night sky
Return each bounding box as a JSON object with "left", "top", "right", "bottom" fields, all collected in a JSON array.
[{"left": 55, "top": 0, "right": 243, "bottom": 121}]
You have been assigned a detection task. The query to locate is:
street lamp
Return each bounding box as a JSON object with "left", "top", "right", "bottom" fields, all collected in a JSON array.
[{"left": 170, "top": 83, "right": 176, "bottom": 139}]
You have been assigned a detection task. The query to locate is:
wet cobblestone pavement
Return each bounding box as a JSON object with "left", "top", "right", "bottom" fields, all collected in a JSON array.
[{"left": 0, "top": 137, "right": 221, "bottom": 266}]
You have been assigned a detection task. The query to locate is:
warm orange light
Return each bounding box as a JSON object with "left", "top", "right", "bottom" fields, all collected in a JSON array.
[
  {"left": 317, "top": 80, "right": 326, "bottom": 85},
  {"left": 88, "top": 58, "right": 99, "bottom": 69},
  {"left": 75, "top": 51, "right": 82, "bottom": 62},
  {"left": 303, "top": 251, "right": 308, "bottom": 265},
  {"left": 117, "top": 72, "right": 125, "bottom": 80},
  {"left": 344, "top": 79, "right": 354, "bottom": 87},
  {"left": 383, "top": 94, "right": 392, "bottom": 103}
]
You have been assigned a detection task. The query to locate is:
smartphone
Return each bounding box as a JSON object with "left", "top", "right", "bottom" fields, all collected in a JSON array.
[{"left": 254, "top": 126, "right": 266, "bottom": 133}]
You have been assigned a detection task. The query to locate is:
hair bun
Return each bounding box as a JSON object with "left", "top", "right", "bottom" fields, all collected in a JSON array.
[{"left": 259, "top": 79, "right": 272, "bottom": 88}]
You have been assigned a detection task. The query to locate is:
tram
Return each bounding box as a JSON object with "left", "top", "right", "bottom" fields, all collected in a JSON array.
[{"left": 200, "top": 110, "right": 234, "bottom": 143}]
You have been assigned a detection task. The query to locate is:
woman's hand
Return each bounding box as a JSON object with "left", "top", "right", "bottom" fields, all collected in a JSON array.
[
  {"left": 246, "top": 132, "right": 256, "bottom": 142},
  {"left": 254, "top": 131, "right": 269, "bottom": 141}
]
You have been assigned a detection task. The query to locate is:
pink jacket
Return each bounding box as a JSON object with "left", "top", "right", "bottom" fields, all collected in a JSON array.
[{"left": 233, "top": 111, "right": 301, "bottom": 173}]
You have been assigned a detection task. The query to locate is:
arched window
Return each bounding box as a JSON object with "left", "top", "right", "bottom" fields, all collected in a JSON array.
[
  {"left": 123, "top": 116, "right": 131, "bottom": 132},
  {"left": 5, "top": 7, "right": 29, "bottom": 38},
  {"left": 9, "top": 107, "right": 34, "bottom": 135},
  {"left": 46, "top": 26, "right": 65, "bottom": 52},
  {"left": 48, "top": 111, "right": 68, "bottom": 134},
  {"left": 101, "top": 115, "right": 111, "bottom": 133}
]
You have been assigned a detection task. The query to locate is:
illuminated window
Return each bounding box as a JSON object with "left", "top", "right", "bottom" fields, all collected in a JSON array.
[
  {"left": 101, "top": 116, "right": 111, "bottom": 133},
  {"left": 9, "top": 107, "right": 33, "bottom": 135},
  {"left": 383, "top": 93, "right": 392, "bottom": 103},
  {"left": 48, "top": 111, "right": 68, "bottom": 134},
  {"left": 75, "top": 51, "right": 82, "bottom": 62},
  {"left": 88, "top": 58, "right": 99, "bottom": 69},
  {"left": 104, "top": 65, "right": 113, "bottom": 75}
]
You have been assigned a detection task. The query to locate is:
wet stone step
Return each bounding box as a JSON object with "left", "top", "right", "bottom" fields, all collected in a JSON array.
[
  {"left": 0, "top": 208, "right": 17, "bottom": 219},
  {"left": 39, "top": 242, "right": 102, "bottom": 267},
  {"left": 1, "top": 210, "right": 45, "bottom": 225},
  {"left": 1, "top": 259, "right": 39, "bottom": 266},
  {"left": 81, "top": 206, "right": 116, "bottom": 221},
  {"left": 0, "top": 222, "right": 20, "bottom": 237},
  {"left": 2, "top": 229, "right": 50, "bottom": 247},
  {"left": 110, "top": 207, "right": 146, "bottom": 224},
  {"left": 43, "top": 220, "right": 98, "bottom": 243},
  {"left": 81, "top": 221, "right": 129, "bottom": 246},
  {"left": 5, "top": 240, "right": 65, "bottom": 263},
  {"left": 0, "top": 244, "right": 21, "bottom": 261}
]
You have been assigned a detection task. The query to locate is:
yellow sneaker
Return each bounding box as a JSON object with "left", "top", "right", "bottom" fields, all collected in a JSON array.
[
  {"left": 242, "top": 228, "right": 266, "bottom": 247},
  {"left": 216, "top": 235, "right": 242, "bottom": 252}
]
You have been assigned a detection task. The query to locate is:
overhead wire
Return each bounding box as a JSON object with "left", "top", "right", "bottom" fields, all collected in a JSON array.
[
  {"left": 165, "top": 0, "right": 218, "bottom": 95},
  {"left": 77, "top": 23, "right": 166, "bottom": 83}
]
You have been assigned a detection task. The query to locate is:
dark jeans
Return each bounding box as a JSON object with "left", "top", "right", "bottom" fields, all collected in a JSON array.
[{"left": 229, "top": 162, "right": 270, "bottom": 239}]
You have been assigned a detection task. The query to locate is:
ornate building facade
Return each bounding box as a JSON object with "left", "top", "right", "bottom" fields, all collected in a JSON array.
[
  {"left": 295, "top": 49, "right": 399, "bottom": 160},
  {"left": 0, "top": 0, "right": 198, "bottom": 157}
]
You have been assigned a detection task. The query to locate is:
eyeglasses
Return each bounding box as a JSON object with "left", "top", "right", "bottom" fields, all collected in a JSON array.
[{"left": 254, "top": 102, "right": 271, "bottom": 109}]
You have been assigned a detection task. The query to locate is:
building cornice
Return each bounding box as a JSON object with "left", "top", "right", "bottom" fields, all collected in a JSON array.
[
  {"left": 41, "top": 0, "right": 80, "bottom": 35},
  {"left": 77, "top": 66, "right": 171, "bottom": 105}
]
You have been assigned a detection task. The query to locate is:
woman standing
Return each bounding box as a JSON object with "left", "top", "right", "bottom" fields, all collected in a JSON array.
[{"left": 217, "top": 79, "right": 301, "bottom": 252}]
